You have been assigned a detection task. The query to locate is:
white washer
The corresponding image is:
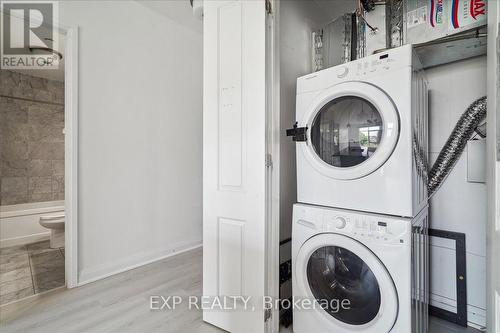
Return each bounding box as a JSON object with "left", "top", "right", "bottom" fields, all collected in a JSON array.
[
  {"left": 293, "top": 45, "right": 428, "bottom": 217},
  {"left": 292, "top": 203, "right": 429, "bottom": 333}
]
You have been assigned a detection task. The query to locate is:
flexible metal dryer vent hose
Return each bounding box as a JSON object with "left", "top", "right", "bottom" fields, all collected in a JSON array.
[{"left": 427, "top": 96, "right": 487, "bottom": 197}]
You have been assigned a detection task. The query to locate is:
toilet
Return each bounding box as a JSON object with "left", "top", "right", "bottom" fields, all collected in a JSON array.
[{"left": 39, "top": 214, "right": 65, "bottom": 248}]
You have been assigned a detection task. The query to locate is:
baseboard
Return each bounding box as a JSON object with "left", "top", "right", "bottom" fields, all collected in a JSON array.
[
  {"left": 0, "top": 232, "right": 50, "bottom": 248},
  {"left": 496, "top": 291, "right": 500, "bottom": 333},
  {"left": 78, "top": 240, "right": 202, "bottom": 286}
]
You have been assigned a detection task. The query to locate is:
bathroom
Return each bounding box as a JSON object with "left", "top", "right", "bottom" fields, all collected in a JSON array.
[{"left": 0, "top": 51, "right": 66, "bottom": 304}]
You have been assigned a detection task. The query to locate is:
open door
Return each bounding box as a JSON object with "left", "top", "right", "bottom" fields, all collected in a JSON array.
[
  {"left": 203, "top": 1, "right": 270, "bottom": 332},
  {"left": 487, "top": 1, "right": 500, "bottom": 332}
]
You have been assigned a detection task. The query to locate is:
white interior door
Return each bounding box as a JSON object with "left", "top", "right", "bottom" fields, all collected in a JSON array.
[
  {"left": 203, "top": 1, "right": 268, "bottom": 332},
  {"left": 487, "top": 1, "right": 500, "bottom": 332}
]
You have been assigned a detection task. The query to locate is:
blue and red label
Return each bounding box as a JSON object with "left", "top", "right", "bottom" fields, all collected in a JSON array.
[
  {"left": 430, "top": 0, "right": 444, "bottom": 27},
  {"left": 450, "top": 0, "right": 486, "bottom": 29}
]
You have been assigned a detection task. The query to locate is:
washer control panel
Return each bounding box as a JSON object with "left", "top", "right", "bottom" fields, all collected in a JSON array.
[
  {"left": 334, "top": 216, "right": 347, "bottom": 229},
  {"left": 322, "top": 210, "right": 410, "bottom": 244}
]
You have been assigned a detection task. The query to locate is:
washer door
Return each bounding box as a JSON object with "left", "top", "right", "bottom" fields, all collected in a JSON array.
[
  {"left": 295, "top": 233, "right": 398, "bottom": 332},
  {"left": 301, "top": 81, "right": 399, "bottom": 180}
]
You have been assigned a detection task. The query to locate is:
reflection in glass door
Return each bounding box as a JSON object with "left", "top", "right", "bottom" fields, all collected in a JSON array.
[{"left": 311, "top": 96, "right": 383, "bottom": 168}]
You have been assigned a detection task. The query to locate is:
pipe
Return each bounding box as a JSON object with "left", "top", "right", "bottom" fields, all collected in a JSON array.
[
  {"left": 427, "top": 96, "right": 487, "bottom": 197},
  {"left": 413, "top": 133, "right": 429, "bottom": 186}
]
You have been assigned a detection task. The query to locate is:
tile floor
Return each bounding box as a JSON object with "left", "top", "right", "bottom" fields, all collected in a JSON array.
[{"left": 0, "top": 241, "right": 65, "bottom": 305}]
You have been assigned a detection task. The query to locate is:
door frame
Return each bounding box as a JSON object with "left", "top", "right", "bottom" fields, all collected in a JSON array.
[
  {"left": 265, "top": 0, "right": 280, "bottom": 331},
  {"left": 486, "top": 1, "right": 499, "bottom": 332},
  {"left": 0, "top": 10, "right": 79, "bottom": 288},
  {"left": 60, "top": 23, "right": 79, "bottom": 289}
]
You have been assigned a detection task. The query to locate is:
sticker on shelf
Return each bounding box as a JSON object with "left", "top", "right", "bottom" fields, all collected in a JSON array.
[
  {"left": 429, "top": 0, "right": 445, "bottom": 28},
  {"left": 450, "top": 0, "right": 487, "bottom": 30},
  {"left": 407, "top": 6, "right": 428, "bottom": 28}
]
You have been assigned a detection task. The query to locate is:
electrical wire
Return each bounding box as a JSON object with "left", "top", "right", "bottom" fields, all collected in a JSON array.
[{"left": 357, "top": 0, "right": 379, "bottom": 33}]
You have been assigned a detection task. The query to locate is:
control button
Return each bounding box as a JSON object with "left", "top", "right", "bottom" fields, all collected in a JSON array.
[
  {"left": 335, "top": 217, "right": 347, "bottom": 229},
  {"left": 336, "top": 67, "right": 349, "bottom": 78}
]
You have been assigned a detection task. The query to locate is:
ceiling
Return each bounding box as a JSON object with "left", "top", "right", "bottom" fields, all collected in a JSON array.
[
  {"left": 312, "top": 0, "right": 358, "bottom": 23},
  {"left": 136, "top": 0, "right": 203, "bottom": 34},
  {"left": 138, "top": 0, "right": 356, "bottom": 30}
]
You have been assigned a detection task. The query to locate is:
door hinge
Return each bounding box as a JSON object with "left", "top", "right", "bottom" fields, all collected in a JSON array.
[
  {"left": 264, "top": 307, "right": 272, "bottom": 322},
  {"left": 265, "top": 0, "right": 272, "bottom": 14},
  {"left": 265, "top": 153, "right": 273, "bottom": 168},
  {"left": 286, "top": 122, "right": 308, "bottom": 142}
]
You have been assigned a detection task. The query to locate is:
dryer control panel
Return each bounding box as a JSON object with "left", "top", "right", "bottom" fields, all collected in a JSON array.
[
  {"left": 297, "top": 44, "right": 414, "bottom": 94},
  {"left": 354, "top": 54, "right": 398, "bottom": 77}
]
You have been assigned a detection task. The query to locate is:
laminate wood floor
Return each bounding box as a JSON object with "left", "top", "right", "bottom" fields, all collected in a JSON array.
[
  {"left": 1, "top": 247, "right": 223, "bottom": 333},
  {"left": 0, "top": 246, "right": 484, "bottom": 333}
]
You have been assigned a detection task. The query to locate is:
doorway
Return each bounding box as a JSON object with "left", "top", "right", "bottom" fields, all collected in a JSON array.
[{"left": 0, "top": 15, "right": 78, "bottom": 305}]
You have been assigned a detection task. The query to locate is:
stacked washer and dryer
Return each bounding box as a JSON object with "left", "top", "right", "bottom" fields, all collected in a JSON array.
[{"left": 289, "top": 45, "right": 430, "bottom": 333}]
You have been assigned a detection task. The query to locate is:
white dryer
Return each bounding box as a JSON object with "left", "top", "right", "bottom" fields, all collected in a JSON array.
[
  {"left": 291, "top": 45, "right": 428, "bottom": 217},
  {"left": 292, "top": 203, "right": 429, "bottom": 333}
]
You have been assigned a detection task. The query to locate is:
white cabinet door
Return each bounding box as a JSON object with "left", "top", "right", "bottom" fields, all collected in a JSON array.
[{"left": 203, "top": 1, "right": 268, "bottom": 332}]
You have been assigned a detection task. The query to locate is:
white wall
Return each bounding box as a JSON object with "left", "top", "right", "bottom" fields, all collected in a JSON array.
[
  {"left": 427, "top": 56, "right": 487, "bottom": 327},
  {"left": 278, "top": 0, "right": 355, "bottom": 302},
  {"left": 279, "top": 0, "right": 343, "bottom": 244},
  {"left": 59, "top": 1, "right": 203, "bottom": 283},
  {"left": 278, "top": 0, "right": 330, "bottom": 303}
]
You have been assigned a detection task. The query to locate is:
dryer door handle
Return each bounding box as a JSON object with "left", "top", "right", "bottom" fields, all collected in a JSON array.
[{"left": 286, "top": 122, "right": 307, "bottom": 142}]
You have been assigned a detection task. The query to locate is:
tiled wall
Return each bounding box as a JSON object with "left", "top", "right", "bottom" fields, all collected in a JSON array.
[{"left": 0, "top": 70, "right": 65, "bottom": 206}]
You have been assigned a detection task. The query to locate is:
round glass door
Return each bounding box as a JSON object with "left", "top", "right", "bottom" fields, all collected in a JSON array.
[
  {"left": 307, "top": 246, "right": 381, "bottom": 325},
  {"left": 301, "top": 82, "right": 400, "bottom": 180},
  {"left": 310, "top": 97, "right": 383, "bottom": 168},
  {"left": 294, "top": 233, "right": 398, "bottom": 332}
]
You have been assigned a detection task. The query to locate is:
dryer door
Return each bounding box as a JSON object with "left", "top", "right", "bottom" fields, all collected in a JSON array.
[
  {"left": 295, "top": 233, "right": 398, "bottom": 332},
  {"left": 301, "top": 81, "right": 399, "bottom": 180}
]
